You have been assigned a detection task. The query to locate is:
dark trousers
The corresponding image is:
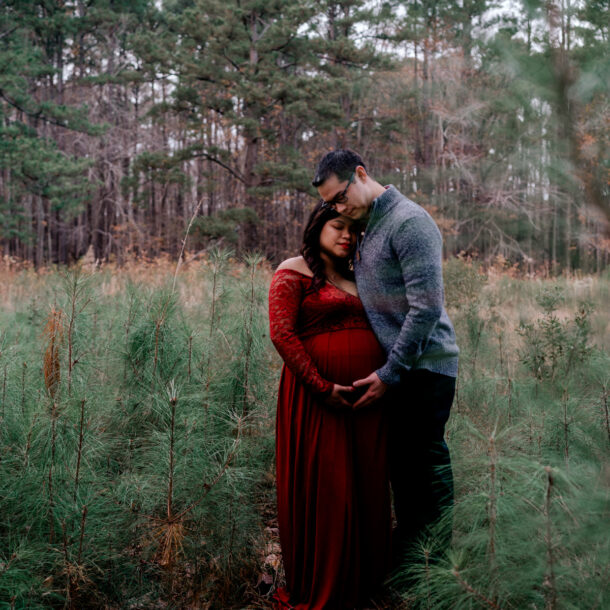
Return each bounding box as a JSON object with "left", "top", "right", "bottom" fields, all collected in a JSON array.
[{"left": 388, "top": 369, "right": 456, "bottom": 563}]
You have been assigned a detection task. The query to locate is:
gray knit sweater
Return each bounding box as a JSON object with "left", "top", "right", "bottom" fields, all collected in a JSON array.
[{"left": 354, "top": 185, "right": 459, "bottom": 385}]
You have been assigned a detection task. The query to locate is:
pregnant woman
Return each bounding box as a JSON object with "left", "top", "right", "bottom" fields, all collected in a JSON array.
[{"left": 269, "top": 200, "right": 392, "bottom": 609}]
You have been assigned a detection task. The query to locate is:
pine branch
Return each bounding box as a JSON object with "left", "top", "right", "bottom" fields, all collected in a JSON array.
[{"left": 451, "top": 567, "right": 502, "bottom": 610}]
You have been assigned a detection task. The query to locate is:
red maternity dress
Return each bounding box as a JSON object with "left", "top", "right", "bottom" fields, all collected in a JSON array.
[{"left": 269, "top": 269, "right": 392, "bottom": 609}]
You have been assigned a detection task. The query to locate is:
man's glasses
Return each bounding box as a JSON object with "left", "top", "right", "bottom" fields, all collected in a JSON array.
[{"left": 320, "top": 172, "right": 355, "bottom": 209}]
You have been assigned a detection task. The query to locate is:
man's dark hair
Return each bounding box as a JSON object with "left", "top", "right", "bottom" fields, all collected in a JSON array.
[{"left": 311, "top": 149, "right": 366, "bottom": 187}]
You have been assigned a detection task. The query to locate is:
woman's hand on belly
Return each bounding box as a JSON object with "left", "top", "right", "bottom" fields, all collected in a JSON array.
[{"left": 324, "top": 384, "right": 356, "bottom": 409}]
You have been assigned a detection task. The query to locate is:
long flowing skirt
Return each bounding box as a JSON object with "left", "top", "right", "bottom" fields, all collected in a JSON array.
[{"left": 275, "top": 328, "right": 392, "bottom": 609}]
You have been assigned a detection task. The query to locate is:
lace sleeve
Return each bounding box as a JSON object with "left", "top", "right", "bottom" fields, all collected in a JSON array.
[{"left": 269, "top": 270, "right": 333, "bottom": 396}]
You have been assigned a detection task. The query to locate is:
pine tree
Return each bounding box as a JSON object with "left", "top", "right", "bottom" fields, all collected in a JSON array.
[{"left": 0, "top": 1, "right": 102, "bottom": 264}]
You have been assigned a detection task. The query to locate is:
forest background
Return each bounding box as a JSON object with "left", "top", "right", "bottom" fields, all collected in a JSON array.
[
  {"left": 0, "top": 1, "right": 609, "bottom": 609},
  {"left": 0, "top": 0, "right": 608, "bottom": 272}
]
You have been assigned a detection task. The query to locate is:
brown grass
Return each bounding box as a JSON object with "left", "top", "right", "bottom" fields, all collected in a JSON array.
[
  {"left": 43, "top": 308, "right": 64, "bottom": 398},
  {"left": 151, "top": 518, "right": 185, "bottom": 568}
]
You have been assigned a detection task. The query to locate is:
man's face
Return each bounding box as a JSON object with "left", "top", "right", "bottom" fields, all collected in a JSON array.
[{"left": 316, "top": 170, "right": 370, "bottom": 220}]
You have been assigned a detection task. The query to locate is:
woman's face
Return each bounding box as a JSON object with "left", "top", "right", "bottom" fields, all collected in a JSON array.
[{"left": 319, "top": 215, "right": 357, "bottom": 260}]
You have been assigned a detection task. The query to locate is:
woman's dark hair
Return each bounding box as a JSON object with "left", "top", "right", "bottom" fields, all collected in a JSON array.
[{"left": 300, "top": 200, "right": 355, "bottom": 292}]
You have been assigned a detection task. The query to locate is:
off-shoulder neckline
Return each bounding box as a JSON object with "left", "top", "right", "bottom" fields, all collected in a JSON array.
[
  {"left": 274, "top": 268, "right": 359, "bottom": 299},
  {"left": 274, "top": 268, "right": 313, "bottom": 278}
]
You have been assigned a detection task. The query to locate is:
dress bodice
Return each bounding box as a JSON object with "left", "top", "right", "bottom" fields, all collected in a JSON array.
[{"left": 269, "top": 269, "right": 371, "bottom": 396}]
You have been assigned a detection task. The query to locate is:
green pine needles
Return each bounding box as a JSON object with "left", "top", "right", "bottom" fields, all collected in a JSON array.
[
  {"left": 0, "top": 257, "right": 275, "bottom": 608},
  {"left": 1, "top": 257, "right": 608, "bottom": 608},
  {"left": 394, "top": 260, "right": 609, "bottom": 609}
]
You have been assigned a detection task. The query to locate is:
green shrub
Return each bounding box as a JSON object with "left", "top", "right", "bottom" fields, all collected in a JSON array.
[{"left": 0, "top": 258, "right": 275, "bottom": 608}]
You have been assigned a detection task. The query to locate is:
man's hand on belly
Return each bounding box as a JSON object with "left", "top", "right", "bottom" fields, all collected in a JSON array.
[{"left": 351, "top": 372, "right": 388, "bottom": 409}]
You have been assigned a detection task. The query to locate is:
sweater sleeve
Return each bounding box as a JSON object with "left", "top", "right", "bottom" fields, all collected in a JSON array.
[
  {"left": 376, "top": 215, "right": 445, "bottom": 385},
  {"left": 269, "top": 270, "right": 334, "bottom": 396}
]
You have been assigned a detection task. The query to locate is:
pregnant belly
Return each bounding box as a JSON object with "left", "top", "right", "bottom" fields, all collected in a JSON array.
[{"left": 301, "top": 328, "right": 386, "bottom": 387}]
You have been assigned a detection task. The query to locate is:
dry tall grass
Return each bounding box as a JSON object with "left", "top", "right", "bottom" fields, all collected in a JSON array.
[{"left": 42, "top": 308, "right": 64, "bottom": 398}]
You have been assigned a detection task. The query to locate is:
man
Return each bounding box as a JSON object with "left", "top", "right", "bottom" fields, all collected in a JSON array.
[{"left": 312, "top": 149, "right": 459, "bottom": 564}]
